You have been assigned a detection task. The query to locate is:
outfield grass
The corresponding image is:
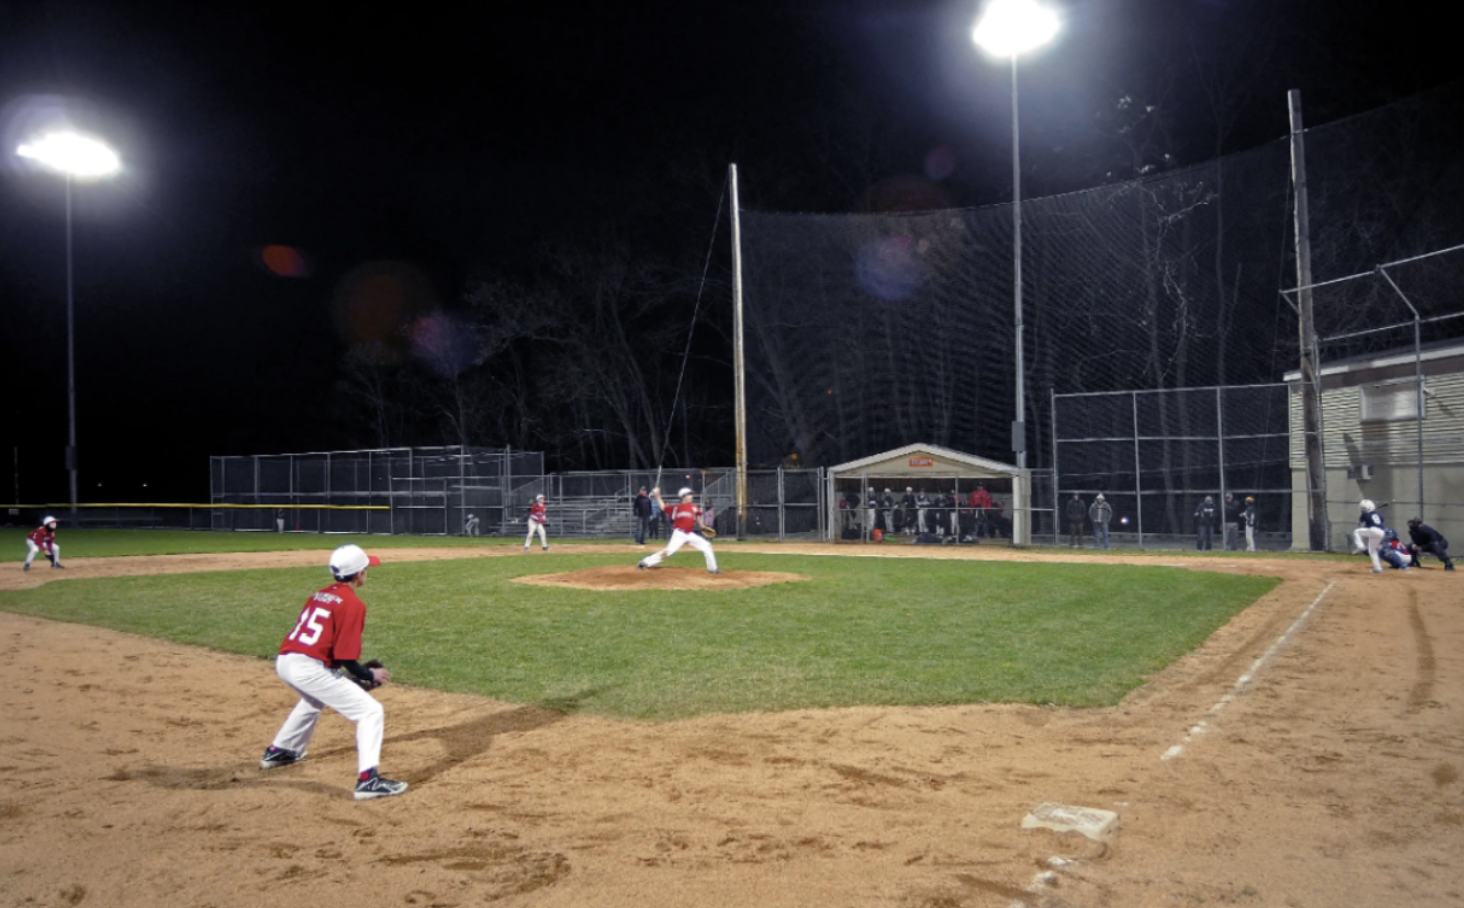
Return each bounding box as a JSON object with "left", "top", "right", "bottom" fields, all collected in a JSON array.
[{"left": 0, "top": 550, "right": 1279, "bottom": 721}]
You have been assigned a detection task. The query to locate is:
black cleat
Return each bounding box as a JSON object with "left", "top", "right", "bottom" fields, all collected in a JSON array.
[
  {"left": 260, "top": 746, "right": 307, "bottom": 770},
  {"left": 354, "top": 770, "right": 408, "bottom": 801}
]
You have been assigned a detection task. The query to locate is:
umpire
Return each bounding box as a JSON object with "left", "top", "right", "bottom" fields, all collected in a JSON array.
[{"left": 1407, "top": 518, "right": 1456, "bottom": 571}]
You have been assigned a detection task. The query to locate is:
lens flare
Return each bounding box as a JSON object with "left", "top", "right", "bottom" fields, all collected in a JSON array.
[
  {"left": 412, "top": 311, "right": 482, "bottom": 377},
  {"left": 855, "top": 235, "right": 925, "bottom": 301},
  {"left": 333, "top": 261, "right": 437, "bottom": 365},
  {"left": 258, "top": 245, "right": 310, "bottom": 278}
]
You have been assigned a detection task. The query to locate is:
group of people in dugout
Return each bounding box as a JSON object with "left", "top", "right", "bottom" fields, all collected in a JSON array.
[{"left": 838, "top": 485, "right": 1011, "bottom": 542}]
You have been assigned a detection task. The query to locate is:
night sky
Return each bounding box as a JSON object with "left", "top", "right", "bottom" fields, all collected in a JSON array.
[{"left": 0, "top": 0, "right": 1455, "bottom": 504}]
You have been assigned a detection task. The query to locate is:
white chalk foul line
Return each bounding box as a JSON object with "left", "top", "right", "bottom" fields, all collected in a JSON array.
[{"left": 1160, "top": 580, "right": 1336, "bottom": 761}]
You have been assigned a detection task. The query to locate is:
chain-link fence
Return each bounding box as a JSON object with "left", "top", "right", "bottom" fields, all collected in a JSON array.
[
  {"left": 1054, "top": 384, "right": 1292, "bottom": 549},
  {"left": 1285, "top": 244, "right": 1464, "bottom": 551},
  {"left": 495, "top": 467, "right": 825, "bottom": 540},
  {"left": 211, "top": 446, "right": 544, "bottom": 535}
]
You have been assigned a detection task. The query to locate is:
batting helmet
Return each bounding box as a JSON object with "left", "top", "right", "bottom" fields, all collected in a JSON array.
[
  {"left": 677, "top": 487, "right": 694, "bottom": 498},
  {"left": 536, "top": 493, "right": 545, "bottom": 500},
  {"left": 41, "top": 515, "right": 57, "bottom": 528},
  {"left": 1360, "top": 499, "right": 1376, "bottom": 512}
]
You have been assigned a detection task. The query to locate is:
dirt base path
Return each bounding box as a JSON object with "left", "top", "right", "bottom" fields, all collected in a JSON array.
[{"left": 2, "top": 544, "right": 1461, "bottom": 907}]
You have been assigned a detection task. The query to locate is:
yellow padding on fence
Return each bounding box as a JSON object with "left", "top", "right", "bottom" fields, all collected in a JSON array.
[{"left": 7, "top": 503, "right": 390, "bottom": 511}]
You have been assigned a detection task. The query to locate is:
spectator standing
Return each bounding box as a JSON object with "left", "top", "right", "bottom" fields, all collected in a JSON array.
[
  {"left": 1243, "top": 496, "right": 1258, "bottom": 552},
  {"left": 1407, "top": 517, "right": 1455, "bottom": 570},
  {"left": 1064, "top": 494, "right": 1086, "bottom": 548},
  {"left": 632, "top": 487, "right": 653, "bottom": 546},
  {"left": 969, "top": 484, "right": 993, "bottom": 537},
  {"left": 1223, "top": 493, "right": 1243, "bottom": 550},
  {"left": 1194, "top": 496, "right": 1218, "bottom": 550},
  {"left": 1088, "top": 494, "right": 1113, "bottom": 550}
]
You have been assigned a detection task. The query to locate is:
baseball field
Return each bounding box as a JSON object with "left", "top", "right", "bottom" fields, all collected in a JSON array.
[{"left": 1, "top": 533, "right": 1460, "bottom": 907}]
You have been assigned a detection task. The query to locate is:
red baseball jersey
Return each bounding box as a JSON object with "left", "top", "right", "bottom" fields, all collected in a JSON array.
[
  {"left": 663, "top": 501, "right": 703, "bottom": 533},
  {"left": 27, "top": 526, "right": 56, "bottom": 552},
  {"left": 528, "top": 500, "right": 548, "bottom": 523},
  {"left": 279, "top": 582, "right": 366, "bottom": 667}
]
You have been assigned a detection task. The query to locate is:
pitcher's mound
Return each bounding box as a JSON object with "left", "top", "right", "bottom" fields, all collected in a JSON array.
[{"left": 514, "top": 566, "right": 811, "bottom": 591}]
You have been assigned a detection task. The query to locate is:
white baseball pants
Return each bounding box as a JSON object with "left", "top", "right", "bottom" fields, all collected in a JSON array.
[
  {"left": 640, "top": 528, "right": 717, "bottom": 572},
  {"left": 271, "top": 653, "right": 385, "bottom": 775},
  {"left": 525, "top": 519, "right": 548, "bottom": 548},
  {"left": 23, "top": 540, "right": 58, "bottom": 567},
  {"left": 1353, "top": 527, "right": 1386, "bottom": 571}
]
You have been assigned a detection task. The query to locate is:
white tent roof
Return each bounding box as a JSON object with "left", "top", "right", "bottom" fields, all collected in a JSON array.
[{"left": 827, "top": 443, "right": 1023, "bottom": 479}]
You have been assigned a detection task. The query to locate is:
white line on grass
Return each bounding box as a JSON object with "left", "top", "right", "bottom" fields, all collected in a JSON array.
[{"left": 1160, "top": 580, "right": 1336, "bottom": 762}]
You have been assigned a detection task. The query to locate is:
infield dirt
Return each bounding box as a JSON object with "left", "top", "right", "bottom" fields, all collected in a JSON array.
[{"left": 1, "top": 544, "right": 1460, "bottom": 907}]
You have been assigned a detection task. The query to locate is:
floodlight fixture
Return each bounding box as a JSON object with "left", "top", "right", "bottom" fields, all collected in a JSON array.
[
  {"left": 971, "top": 0, "right": 1060, "bottom": 59},
  {"left": 17, "top": 131, "right": 121, "bottom": 181}
]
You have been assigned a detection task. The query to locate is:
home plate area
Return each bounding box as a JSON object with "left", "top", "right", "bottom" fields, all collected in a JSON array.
[{"left": 512, "top": 565, "right": 811, "bottom": 591}]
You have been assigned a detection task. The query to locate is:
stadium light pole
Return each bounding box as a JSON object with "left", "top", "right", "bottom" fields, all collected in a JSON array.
[
  {"left": 973, "top": 0, "right": 1059, "bottom": 543},
  {"left": 16, "top": 131, "right": 122, "bottom": 511}
]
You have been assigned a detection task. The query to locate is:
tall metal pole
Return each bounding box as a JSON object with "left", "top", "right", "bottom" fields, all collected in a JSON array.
[
  {"left": 65, "top": 175, "right": 78, "bottom": 511},
  {"left": 729, "top": 164, "right": 748, "bottom": 540},
  {"left": 1010, "top": 56, "right": 1028, "bottom": 546},
  {"left": 1289, "top": 90, "right": 1328, "bottom": 551}
]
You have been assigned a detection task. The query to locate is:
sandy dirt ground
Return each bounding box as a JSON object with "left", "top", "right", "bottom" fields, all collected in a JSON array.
[{"left": 1, "top": 543, "right": 1461, "bottom": 908}]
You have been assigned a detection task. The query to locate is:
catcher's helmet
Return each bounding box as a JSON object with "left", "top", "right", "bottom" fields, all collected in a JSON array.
[
  {"left": 1360, "top": 499, "right": 1376, "bottom": 512},
  {"left": 677, "top": 487, "right": 695, "bottom": 498}
]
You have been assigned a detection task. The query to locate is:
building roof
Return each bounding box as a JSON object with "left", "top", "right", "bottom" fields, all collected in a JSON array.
[{"left": 827, "top": 443, "right": 1023, "bottom": 478}]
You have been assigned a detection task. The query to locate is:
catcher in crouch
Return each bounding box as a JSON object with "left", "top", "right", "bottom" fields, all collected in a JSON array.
[{"left": 637, "top": 487, "right": 720, "bottom": 574}]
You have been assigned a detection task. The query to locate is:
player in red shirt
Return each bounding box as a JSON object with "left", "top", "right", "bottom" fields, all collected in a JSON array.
[
  {"left": 259, "top": 544, "right": 408, "bottom": 800},
  {"left": 524, "top": 493, "right": 550, "bottom": 552},
  {"left": 636, "top": 487, "right": 720, "bottom": 574},
  {"left": 23, "top": 516, "right": 62, "bottom": 571}
]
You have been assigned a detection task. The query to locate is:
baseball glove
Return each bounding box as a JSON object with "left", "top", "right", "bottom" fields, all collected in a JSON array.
[
  {"left": 698, "top": 527, "right": 718, "bottom": 539},
  {"left": 351, "top": 659, "right": 386, "bottom": 691}
]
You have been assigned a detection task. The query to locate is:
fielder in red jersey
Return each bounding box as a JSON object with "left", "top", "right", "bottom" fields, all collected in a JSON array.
[
  {"left": 524, "top": 493, "right": 550, "bottom": 551},
  {"left": 260, "top": 544, "right": 408, "bottom": 801},
  {"left": 23, "top": 516, "right": 62, "bottom": 571}
]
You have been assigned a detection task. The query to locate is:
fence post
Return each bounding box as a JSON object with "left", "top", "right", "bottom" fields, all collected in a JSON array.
[
  {"left": 1133, "top": 391, "right": 1144, "bottom": 548},
  {"left": 778, "top": 466, "right": 786, "bottom": 541}
]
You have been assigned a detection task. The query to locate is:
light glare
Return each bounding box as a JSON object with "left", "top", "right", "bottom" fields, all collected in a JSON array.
[
  {"left": 972, "top": 0, "right": 1060, "bottom": 58},
  {"left": 16, "top": 131, "right": 121, "bottom": 179}
]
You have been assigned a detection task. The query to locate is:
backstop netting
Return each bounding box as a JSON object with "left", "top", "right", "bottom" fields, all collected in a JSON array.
[{"left": 738, "top": 86, "right": 1464, "bottom": 510}]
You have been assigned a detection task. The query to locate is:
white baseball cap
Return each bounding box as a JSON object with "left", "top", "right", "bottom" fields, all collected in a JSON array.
[
  {"left": 678, "top": 487, "right": 694, "bottom": 498},
  {"left": 329, "top": 544, "right": 380, "bottom": 579}
]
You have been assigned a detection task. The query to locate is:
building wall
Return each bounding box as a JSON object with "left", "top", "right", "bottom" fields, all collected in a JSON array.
[{"left": 1290, "top": 367, "right": 1464, "bottom": 549}]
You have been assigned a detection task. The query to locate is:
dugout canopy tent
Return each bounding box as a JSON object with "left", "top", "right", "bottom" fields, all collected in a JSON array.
[{"left": 825, "top": 443, "right": 1030, "bottom": 544}]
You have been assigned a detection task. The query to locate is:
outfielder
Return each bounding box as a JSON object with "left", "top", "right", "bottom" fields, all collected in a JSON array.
[
  {"left": 637, "top": 487, "right": 720, "bottom": 574},
  {"left": 524, "top": 493, "right": 550, "bottom": 551},
  {"left": 1352, "top": 499, "right": 1390, "bottom": 573},
  {"left": 23, "top": 516, "right": 63, "bottom": 571},
  {"left": 260, "top": 544, "right": 407, "bottom": 801}
]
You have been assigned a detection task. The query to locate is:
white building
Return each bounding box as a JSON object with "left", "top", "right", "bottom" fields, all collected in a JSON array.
[{"left": 1288, "top": 341, "right": 1464, "bottom": 550}]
